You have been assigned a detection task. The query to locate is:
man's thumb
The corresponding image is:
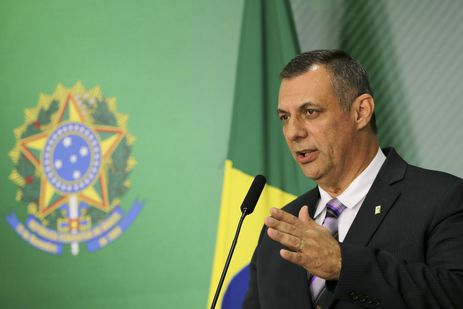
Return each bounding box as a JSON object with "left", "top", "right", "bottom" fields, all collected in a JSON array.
[{"left": 298, "top": 205, "right": 310, "bottom": 222}]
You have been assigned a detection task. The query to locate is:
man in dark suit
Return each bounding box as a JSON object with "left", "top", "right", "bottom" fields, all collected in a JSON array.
[{"left": 243, "top": 50, "right": 463, "bottom": 308}]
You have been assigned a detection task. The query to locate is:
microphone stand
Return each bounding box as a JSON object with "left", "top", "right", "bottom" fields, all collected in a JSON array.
[{"left": 210, "top": 210, "right": 248, "bottom": 309}]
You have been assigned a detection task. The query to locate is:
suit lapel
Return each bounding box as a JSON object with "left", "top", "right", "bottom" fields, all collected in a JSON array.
[
  {"left": 343, "top": 178, "right": 400, "bottom": 246},
  {"left": 305, "top": 189, "right": 320, "bottom": 219},
  {"left": 343, "top": 148, "right": 406, "bottom": 246}
]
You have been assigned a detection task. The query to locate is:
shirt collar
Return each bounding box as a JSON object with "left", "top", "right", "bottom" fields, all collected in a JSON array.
[{"left": 315, "top": 148, "right": 386, "bottom": 217}]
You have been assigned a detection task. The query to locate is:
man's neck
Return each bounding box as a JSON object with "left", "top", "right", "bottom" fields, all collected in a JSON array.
[{"left": 319, "top": 139, "right": 379, "bottom": 197}]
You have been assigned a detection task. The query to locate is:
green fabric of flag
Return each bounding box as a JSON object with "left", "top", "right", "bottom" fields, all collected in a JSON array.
[{"left": 228, "top": 0, "right": 309, "bottom": 195}]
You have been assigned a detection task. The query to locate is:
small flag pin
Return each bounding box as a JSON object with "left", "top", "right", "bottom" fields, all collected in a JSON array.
[{"left": 375, "top": 205, "right": 382, "bottom": 215}]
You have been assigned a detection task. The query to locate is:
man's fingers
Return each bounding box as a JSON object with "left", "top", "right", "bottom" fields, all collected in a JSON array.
[
  {"left": 269, "top": 207, "right": 301, "bottom": 225},
  {"left": 280, "top": 249, "right": 305, "bottom": 266},
  {"left": 267, "top": 207, "right": 342, "bottom": 280},
  {"left": 267, "top": 228, "right": 301, "bottom": 251},
  {"left": 270, "top": 206, "right": 316, "bottom": 227},
  {"left": 264, "top": 216, "right": 299, "bottom": 236}
]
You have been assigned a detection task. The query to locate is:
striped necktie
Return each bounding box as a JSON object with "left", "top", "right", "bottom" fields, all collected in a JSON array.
[{"left": 309, "top": 198, "right": 346, "bottom": 305}]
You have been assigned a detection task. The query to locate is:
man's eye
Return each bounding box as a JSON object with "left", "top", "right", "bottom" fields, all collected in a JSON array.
[
  {"left": 305, "top": 109, "right": 318, "bottom": 117},
  {"left": 279, "top": 114, "right": 289, "bottom": 121}
]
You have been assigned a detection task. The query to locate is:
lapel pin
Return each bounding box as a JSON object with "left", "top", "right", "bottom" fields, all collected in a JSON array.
[{"left": 374, "top": 205, "right": 382, "bottom": 215}]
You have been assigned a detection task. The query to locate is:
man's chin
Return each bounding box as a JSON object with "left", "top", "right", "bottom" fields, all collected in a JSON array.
[{"left": 300, "top": 166, "right": 321, "bottom": 181}]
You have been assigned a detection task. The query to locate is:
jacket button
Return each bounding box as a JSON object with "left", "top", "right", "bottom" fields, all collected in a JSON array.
[
  {"left": 349, "top": 291, "right": 359, "bottom": 301},
  {"left": 359, "top": 294, "right": 366, "bottom": 303}
]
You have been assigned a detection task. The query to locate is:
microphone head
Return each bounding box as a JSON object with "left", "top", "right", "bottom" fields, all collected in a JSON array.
[{"left": 240, "top": 175, "right": 266, "bottom": 215}]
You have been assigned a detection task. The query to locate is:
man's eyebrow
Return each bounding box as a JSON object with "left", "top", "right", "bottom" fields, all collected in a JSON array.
[
  {"left": 299, "top": 102, "right": 320, "bottom": 110},
  {"left": 277, "top": 102, "right": 320, "bottom": 114}
]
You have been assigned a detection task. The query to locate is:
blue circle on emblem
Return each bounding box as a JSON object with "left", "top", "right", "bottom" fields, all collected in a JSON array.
[{"left": 42, "top": 122, "right": 101, "bottom": 193}]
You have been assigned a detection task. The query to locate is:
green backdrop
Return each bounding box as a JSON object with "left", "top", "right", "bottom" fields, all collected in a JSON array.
[
  {"left": 0, "top": 0, "right": 243, "bottom": 308},
  {"left": 1, "top": 0, "right": 463, "bottom": 308}
]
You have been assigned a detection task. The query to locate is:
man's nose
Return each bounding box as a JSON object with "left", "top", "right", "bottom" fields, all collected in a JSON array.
[{"left": 285, "top": 116, "right": 308, "bottom": 141}]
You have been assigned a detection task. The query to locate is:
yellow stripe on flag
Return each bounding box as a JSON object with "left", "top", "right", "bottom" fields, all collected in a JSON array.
[{"left": 207, "top": 160, "right": 296, "bottom": 308}]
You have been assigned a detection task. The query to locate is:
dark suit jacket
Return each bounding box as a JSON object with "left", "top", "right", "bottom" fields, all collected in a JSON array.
[{"left": 243, "top": 148, "right": 463, "bottom": 308}]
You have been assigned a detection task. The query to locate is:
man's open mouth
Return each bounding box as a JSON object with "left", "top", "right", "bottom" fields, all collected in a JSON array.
[{"left": 295, "top": 149, "right": 318, "bottom": 163}]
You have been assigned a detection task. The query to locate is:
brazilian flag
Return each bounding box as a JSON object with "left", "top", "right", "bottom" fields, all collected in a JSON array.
[{"left": 207, "top": 0, "right": 314, "bottom": 307}]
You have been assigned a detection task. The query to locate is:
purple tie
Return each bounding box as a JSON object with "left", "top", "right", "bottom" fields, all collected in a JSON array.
[{"left": 309, "top": 198, "right": 346, "bottom": 304}]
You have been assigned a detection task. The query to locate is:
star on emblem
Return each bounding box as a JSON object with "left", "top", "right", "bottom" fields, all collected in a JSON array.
[{"left": 18, "top": 93, "right": 125, "bottom": 218}]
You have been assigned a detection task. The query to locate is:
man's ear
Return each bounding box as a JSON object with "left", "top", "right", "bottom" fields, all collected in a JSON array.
[{"left": 351, "top": 94, "right": 375, "bottom": 131}]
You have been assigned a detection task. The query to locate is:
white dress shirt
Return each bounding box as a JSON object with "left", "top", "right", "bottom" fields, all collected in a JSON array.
[{"left": 314, "top": 148, "right": 386, "bottom": 242}]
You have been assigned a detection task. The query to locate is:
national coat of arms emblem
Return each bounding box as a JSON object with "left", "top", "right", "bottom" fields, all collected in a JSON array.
[{"left": 7, "top": 82, "right": 143, "bottom": 255}]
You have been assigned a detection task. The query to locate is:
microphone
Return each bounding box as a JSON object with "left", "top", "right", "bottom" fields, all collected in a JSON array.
[
  {"left": 240, "top": 174, "right": 266, "bottom": 215},
  {"left": 210, "top": 175, "right": 267, "bottom": 309}
]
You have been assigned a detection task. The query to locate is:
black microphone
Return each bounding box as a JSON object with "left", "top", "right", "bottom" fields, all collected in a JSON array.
[
  {"left": 240, "top": 174, "right": 266, "bottom": 215},
  {"left": 210, "top": 175, "right": 267, "bottom": 309}
]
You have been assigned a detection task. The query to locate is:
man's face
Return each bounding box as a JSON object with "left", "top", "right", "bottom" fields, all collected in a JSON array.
[{"left": 278, "top": 65, "right": 357, "bottom": 187}]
